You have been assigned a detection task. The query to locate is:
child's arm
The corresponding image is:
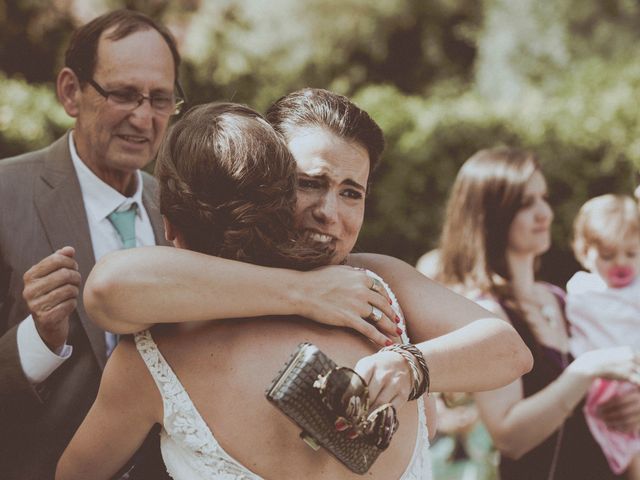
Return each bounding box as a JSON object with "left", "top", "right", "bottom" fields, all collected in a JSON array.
[{"left": 56, "top": 338, "right": 161, "bottom": 480}]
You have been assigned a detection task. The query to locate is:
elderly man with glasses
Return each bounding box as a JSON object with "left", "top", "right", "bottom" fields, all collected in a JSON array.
[{"left": 0, "top": 9, "right": 182, "bottom": 479}]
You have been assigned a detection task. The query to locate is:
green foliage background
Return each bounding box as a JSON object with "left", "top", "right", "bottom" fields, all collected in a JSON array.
[
  {"left": 2, "top": 0, "right": 640, "bottom": 286},
  {"left": 3, "top": 2, "right": 640, "bottom": 477}
]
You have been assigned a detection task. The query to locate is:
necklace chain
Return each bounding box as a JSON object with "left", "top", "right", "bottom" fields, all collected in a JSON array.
[
  {"left": 518, "top": 288, "right": 570, "bottom": 353},
  {"left": 540, "top": 304, "right": 557, "bottom": 327},
  {"left": 520, "top": 297, "right": 559, "bottom": 329}
]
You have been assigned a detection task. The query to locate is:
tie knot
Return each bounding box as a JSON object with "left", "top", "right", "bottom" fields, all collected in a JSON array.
[{"left": 108, "top": 203, "right": 138, "bottom": 249}]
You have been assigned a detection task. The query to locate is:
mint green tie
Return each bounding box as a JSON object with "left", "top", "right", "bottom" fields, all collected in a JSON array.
[
  {"left": 105, "top": 203, "right": 137, "bottom": 356},
  {"left": 108, "top": 203, "right": 138, "bottom": 249}
]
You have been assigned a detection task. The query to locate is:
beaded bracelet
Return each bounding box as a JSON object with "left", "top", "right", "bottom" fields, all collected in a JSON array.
[{"left": 381, "top": 344, "right": 430, "bottom": 401}]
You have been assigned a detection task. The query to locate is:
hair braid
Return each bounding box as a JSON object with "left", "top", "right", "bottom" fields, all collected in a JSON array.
[{"left": 156, "top": 102, "right": 332, "bottom": 270}]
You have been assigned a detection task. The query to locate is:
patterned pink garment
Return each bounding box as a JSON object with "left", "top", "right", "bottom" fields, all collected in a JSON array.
[{"left": 583, "top": 379, "right": 640, "bottom": 474}]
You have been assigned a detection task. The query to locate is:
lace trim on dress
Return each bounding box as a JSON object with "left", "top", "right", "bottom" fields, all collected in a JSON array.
[
  {"left": 134, "top": 330, "right": 263, "bottom": 479},
  {"left": 134, "top": 270, "right": 431, "bottom": 480}
]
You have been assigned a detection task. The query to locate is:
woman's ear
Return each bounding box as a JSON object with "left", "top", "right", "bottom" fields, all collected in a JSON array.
[
  {"left": 163, "top": 216, "right": 186, "bottom": 249},
  {"left": 163, "top": 216, "right": 176, "bottom": 242},
  {"left": 56, "top": 68, "right": 82, "bottom": 118}
]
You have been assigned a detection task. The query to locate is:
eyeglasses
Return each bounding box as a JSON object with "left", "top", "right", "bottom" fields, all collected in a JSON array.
[
  {"left": 88, "top": 78, "right": 185, "bottom": 116},
  {"left": 313, "top": 367, "right": 399, "bottom": 449}
]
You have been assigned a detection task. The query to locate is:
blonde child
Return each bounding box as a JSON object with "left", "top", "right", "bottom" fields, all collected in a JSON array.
[{"left": 568, "top": 194, "right": 640, "bottom": 478}]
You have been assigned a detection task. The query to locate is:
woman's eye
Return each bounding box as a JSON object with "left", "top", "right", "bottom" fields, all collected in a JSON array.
[
  {"left": 627, "top": 251, "right": 638, "bottom": 259},
  {"left": 519, "top": 198, "right": 534, "bottom": 210},
  {"left": 599, "top": 252, "right": 614, "bottom": 261},
  {"left": 298, "top": 178, "right": 320, "bottom": 189},
  {"left": 342, "top": 189, "right": 363, "bottom": 200}
]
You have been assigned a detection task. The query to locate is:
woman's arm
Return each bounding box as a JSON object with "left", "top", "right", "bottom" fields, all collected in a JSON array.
[
  {"left": 56, "top": 338, "right": 160, "bottom": 480},
  {"left": 348, "top": 253, "right": 533, "bottom": 392},
  {"left": 474, "top": 346, "right": 640, "bottom": 459},
  {"left": 474, "top": 371, "right": 588, "bottom": 459},
  {"left": 84, "top": 247, "right": 398, "bottom": 346}
]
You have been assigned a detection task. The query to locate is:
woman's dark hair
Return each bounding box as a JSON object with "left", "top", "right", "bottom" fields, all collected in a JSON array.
[
  {"left": 65, "top": 9, "right": 181, "bottom": 86},
  {"left": 266, "top": 88, "right": 385, "bottom": 174},
  {"left": 156, "top": 102, "right": 331, "bottom": 270},
  {"left": 437, "top": 147, "right": 541, "bottom": 302}
]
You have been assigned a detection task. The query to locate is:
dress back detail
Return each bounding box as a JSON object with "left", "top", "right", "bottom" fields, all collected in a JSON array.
[
  {"left": 134, "top": 269, "right": 431, "bottom": 479},
  {"left": 135, "top": 329, "right": 263, "bottom": 480}
]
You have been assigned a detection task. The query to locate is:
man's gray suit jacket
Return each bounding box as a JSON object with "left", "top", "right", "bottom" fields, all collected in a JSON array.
[{"left": 0, "top": 133, "right": 168, "bottom": 479}]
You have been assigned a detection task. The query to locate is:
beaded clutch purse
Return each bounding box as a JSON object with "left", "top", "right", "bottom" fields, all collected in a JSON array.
[{"left": 266, "top": 342, "right": 397, "bottom": 475}]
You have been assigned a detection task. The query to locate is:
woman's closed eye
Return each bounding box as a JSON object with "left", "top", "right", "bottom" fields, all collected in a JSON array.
[
  {"left": 519, "top": 193, "right": 549, "bottom": 210},
  {"left": 518, "top": 197, "right": 534, "bottom": 210},
  {"left": 298, "top": 178, "right": 322, "bottom": 190}
]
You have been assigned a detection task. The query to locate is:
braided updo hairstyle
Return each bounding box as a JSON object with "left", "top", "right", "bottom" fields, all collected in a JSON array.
[{"left": 156, "top": 102, "right": 331, "bottom": 270}]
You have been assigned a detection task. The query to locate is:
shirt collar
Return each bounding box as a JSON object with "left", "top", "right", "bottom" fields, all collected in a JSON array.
[{"left": 69, "top": 131, "right": 144, "bottom": 222}]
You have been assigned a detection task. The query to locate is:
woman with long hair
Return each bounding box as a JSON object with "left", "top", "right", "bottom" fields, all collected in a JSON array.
[{"left": 436, "top": 147, "right": 640, "bottom": 479}]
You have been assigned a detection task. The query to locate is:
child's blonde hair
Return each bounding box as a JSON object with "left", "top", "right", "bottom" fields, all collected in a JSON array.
[{"left": 572, "top": 194, "right": 640, "bottom": 267}]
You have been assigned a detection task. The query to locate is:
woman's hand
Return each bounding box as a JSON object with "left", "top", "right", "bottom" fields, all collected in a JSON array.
[
  {"left": 567, "top": 346, "right": 640, "bottom": 384},
  {"left": 597, "top": 387, "right": 640, "bottom": 434},
  {"left": 435, "top": 394, "right": 478, "bottom": 435},
  {"left": 354, "top": 350, "right": 413, "bottom": 412},
  {"left": 298, "top": 266, "right": 401, "bottom": 347}
]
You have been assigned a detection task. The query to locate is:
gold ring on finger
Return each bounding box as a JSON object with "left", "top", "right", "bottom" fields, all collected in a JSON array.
[{"left": 368, "top": 305, "right": 383, "bottom": 323}]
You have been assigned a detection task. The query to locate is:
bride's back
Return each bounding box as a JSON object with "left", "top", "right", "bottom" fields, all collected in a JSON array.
[
  {"left": 152, "top": 316, "right": 422, "bottom": 480},
  {"left": 148, "top": 101, "right": 427, "bottom": 479}
]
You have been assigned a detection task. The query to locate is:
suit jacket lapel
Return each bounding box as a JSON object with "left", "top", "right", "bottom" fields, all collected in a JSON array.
[
  {"left": 142, "top": 173, "right": 170, "bottom": 246},
  {"left": 33, "top": 133, "right": 107, "bottom": 367}
]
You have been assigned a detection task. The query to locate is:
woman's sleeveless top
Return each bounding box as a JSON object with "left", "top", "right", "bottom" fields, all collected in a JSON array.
[
  {"left": 498, "top": 284, "right": 620, "bottom": 480},
  {"left": 134, "top": 271, "right": 432, "bottom": 479}
]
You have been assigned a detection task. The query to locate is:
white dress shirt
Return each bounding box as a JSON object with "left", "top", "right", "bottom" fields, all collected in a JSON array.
[{"left": 17, "top": 131, "right": 157, "bottom": 384}]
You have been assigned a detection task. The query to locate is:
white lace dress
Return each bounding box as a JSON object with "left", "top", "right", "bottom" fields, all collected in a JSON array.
[{"left": 134, "top": 272, "right": 432, "bottom": 480}]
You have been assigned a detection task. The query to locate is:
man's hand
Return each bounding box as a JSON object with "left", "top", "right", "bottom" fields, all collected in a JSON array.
[{"left": 22, "top": 246, "right": 81, "bottom": 351}]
